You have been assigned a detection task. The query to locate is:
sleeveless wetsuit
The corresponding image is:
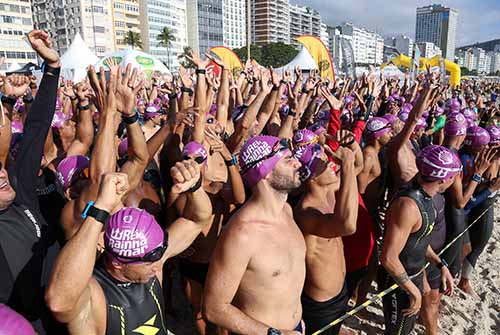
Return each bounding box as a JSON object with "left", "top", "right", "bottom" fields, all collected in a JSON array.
[
  {"left": 426, "top": 193, "right": 446, "bottom": 290},
  {"left": 378, "top": 180, "right": 437, "bottom": 335},
  {"left": 93, "top": 262, "right": 168, "bottom": 335}
]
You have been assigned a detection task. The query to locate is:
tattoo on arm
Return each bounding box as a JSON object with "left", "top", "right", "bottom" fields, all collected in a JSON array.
[{"left": 393, "top": 271, "right": 409, "bottom": 286}]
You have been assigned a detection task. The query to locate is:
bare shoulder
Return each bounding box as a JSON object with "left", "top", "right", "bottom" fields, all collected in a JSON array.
[{"left": 387, "top": 196, "right": 420, "bottom": 226}]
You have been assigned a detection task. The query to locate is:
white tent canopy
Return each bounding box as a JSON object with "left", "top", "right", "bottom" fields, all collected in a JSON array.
[
  {"left": 6, "top": 61, "right": 21, "bottom": 72},
  {"left": 275, "top": 47, "right": 317, "bottom": 74},
  {"left": 95, "top": 49, "right": 171, "bottom": 78},
  {"left": 60, "top": 33, "right": 99, "bottom": 83}
]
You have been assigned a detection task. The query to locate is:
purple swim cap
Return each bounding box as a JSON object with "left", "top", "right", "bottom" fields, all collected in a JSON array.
[
  {"left": 11, "top": 120, "right": 23, "bottom": 134},
  {"left": 0, "top": 304, "right": 35, "bottom": 335},
  {"left": 232, "top": 105, "right": 247, "bottom": 122},
  {"left": 153, "top": 97, "right": 162, "bottom": 106},
  {"left": 448, "top": 98, "right": 461, "bottom": 112},
  {"left": 51, "top": 111, "right": 69, "bottom": 129},
  {"left": 444, "top": 113, "right": 467, "bottom": 136},
  {"left": 55, "top": 97, "right": 62, "bottom": 111},
  {"left": 137, "top": 98, "right": 145, "bottom": 106},
  {"left": 401, "top": 103, "right": 413, "bottom": 113},
  {"left": 209, "top": 103, "right": 217, "bottom": 116},
  {"left": 415, "top": 117, "right": 427, "bottom": 131},
  {"left": 308, "top": 123, "right": 325, "bottom": 136},
  {"left": 434, "top": 106, "right": 444, "bottom": 116},
  {"left": 293, "top": 143, "right": 323, "bottom": 181},
  {"left": 422, "top": 110, "right": 430, "bottom": 119},
  {"left": 293, "top": 129, "right": 318, "bottom": 147},
  {"left": 382, "top": 113, "right": 397, "bottom": 125},
  {"left": 487, "top": 125, "right": 500, "bottom": 144},
  {"left": 56, "top": 155, "right": 90, "bottom": 190},
  {"left": 365, "top": 117, "right": 391, "bottom": 141},
  {"left": 118, "top": 138, "right": 129, "bottom": 157},
  {"left": 399, "top": 96, "right": 406, "bottom": 105},
  {"left": 416, "top": 145, "right": 462, "bottom": 181},
  {"left": 464, "top": 126, "right": 490, "bottom": 148},
  {"left": 182, "top": 141, "right": 208, "bottom": 163},
  {"left": 144, "top": 104, "right": 161, "bottom": 120},
  {"left": 398, "top": 112, "right": 409, "bottom": 122},
  {"left": 105, "top": 208, "right": 165, "bottom": 263},
  {"left": 315, "top": 109, "right": 330, "bottom": 123},
  {"left": 462, "top": 108, "right": 477, "bottom": 120},
  {"left": 239, "top": 136, "right": 290, "bottom": 187}
]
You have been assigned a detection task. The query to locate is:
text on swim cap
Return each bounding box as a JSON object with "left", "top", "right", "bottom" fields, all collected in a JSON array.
[{"left": 109, "top": 228, "right": 149, "bottom": 257}]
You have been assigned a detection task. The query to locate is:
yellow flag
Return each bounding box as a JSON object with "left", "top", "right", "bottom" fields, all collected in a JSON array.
[
  {"left": 296, "top": 35, "right": 335, "bottom": 81},
  {"left": 210, "top": 46, "right": 244, "bottom": 77}
]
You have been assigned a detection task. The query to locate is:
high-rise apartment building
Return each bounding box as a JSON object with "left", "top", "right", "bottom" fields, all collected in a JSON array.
[
  {"left": 289, "top": 4, "right": 320, "bottom": 47},
  {"left": 251, "top": 0, "right": 290, "bottom": 45},
  {"left": 32, "top": 0, "right": 114, "bottom": 57},
  {"left": 0, "top": 0, "right": 36, "bottom": 69},
  {"left": 111, "top": 0, "right": 141, "bottom": 50},
  {"left": 487, "top": 51, "right": 500, "bottom": 74},
  {"left": 139, "top": 0, "right": 188, "bottom": 70},
  {"left": 417, "top": 41, "right": 442, "bottom": 58},
  {"left": 415, "top": 4, "right": 458, "bottom": 60},
  {"left": 186, "top": 0, "right": 223, "bottom": 54},
  {"left": 222, "top": 0, "right": 246, "bottom": 49},
  {"left": 338, "top": 23, "right": 383, "bottom": 65},
  {"left": 384, "top": 35, "right": 414, "bottom": 57}
]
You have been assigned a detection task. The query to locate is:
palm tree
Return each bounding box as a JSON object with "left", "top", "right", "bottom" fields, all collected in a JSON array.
[
  {"left": 124, "top": 31, "right": 142, "bottom": 50},
  {"left": 178, "top": 46, "right": 195, "bottom": 69},
  {"left": 157, "top": 27, "right": 176, "bottom": 69}
]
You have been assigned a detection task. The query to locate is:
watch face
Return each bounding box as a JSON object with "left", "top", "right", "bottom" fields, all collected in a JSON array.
[{"left": 268, "top": 328, "right": 282, "bottom": 335}]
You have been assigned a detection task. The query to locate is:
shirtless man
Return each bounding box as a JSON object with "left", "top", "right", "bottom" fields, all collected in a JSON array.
[
  {"left": 358, "top": 116, "right": 392, "bottom": 216},
  {"left": 379, "top": 145, "right": 459, "bottom": 335},
  {"left": 292, "top": 132, "right": 358, "bottom": 335},
  {"left": 46, "top": 160, "right": 212, "bottom": 334},
  {"left": 387, "top": 84, "right": 433, "bottom": 193},
  {"left": 203, "top": 135, "right": 305, "bottom": 335}
]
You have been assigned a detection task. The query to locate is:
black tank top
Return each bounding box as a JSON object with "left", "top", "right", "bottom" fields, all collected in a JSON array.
[
  {"left": 394, "top": 180, "right": 437, "bottom": 275},
  {"left": 93, "top": 262, "right": 167, "bottom": 335}
]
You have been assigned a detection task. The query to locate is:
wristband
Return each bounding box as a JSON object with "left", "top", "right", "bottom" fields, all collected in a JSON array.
[
  {"left": 78, "top": 104, "right": 90, "bottom": 111},
  {"left": 168, "top": 93, "right": 177, "bottom": 99},
  {"left": 302, "top": 88, "right": 311, "bottom": 94},
  {"left": 240, "top": 70, "right": 247, "bottom": 76},
  {"left": 195, "top": 68, "right": 206, "bottom": 75},
  {"left": 472, "top": 173, "right": 482, "bottom": 183},
  {"left": 280, "top": 79, "right": 288, "bottom": 85},
  {"left": 122, "top": 113, "right": 138, "bottom": 125},
  {"left": 180, "top": 86, "right": 194, "bottom": 95},
  {"left": 272, "top": 85, "right": 279, "bottom": 91},
  {"left": 81, "top": 201, "right": 110, "bottom": 224},
  {"left": 212, "top": 87, "right": 218, "bottom": 93},
  {"left": 437, "top": 258, "right": 448, "bottom": 270},
  {"left": 70, "top": 96, "right": 78, "bottom": 101},
  {"left": 187, "top": 175, "right": 203, "bottom": 193},
  {"left": 288, "top": 110, "right": 297, "bottom": 117},
  {"left": 225, "top": 154, "right": 238, "bottom": 167},
  {"left": 43, "top": 64, "right": 61, "bottom": 77},
  {"left": 1, "top": 95, "right": 17, "bottom": 106}
]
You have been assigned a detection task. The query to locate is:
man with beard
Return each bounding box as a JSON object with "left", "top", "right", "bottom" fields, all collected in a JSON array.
[{"left": 203, "top": 135, "right": 305, "bottom": 335}]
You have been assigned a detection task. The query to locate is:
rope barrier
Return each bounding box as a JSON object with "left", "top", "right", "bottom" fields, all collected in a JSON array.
[{"left": 311, "top": 202, "right": 495, "bottom": 335}]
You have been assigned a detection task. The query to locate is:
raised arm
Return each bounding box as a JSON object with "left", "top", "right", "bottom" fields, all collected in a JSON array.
[
  {"left": 13, "top": 30, "right": 60, "bottom": 207},
  {"left": 187, "top": 51, "right": 211, "bottom": 143},
  {"left": 66, "top": 83, "right": 94, "bottom": 157},
  {"left": 46, "top": 173, "right": 129, "bottom": 323},
  {"left": 163, "top": 159, "right": 213, "bottom": 259}
]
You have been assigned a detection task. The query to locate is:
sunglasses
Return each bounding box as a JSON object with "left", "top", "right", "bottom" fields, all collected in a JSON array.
[
  {"left": 242, "top": 138, "right": 292, "bottom": 174},
  {"left": 183, "top": 155, "right": 206, "bottom": 165},
  {"left": 109, "top": 233, "right": 168, "bottom": 264}
]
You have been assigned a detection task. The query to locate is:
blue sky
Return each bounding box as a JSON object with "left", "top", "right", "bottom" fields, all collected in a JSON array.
[{"left": 293, "top": 0, "right": 500, "bottom": 46}]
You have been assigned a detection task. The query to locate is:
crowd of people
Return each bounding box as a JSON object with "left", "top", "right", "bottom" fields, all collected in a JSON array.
[{"left": 0, "top": 29, "right": 500, "bottom": 335}]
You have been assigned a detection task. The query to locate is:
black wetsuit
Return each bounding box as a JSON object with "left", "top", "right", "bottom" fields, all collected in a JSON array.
[
  {"left": 0, "top": 67, "right": 64, "bottom": 334},
  {"left": 36, "top": 167, "right": 66, "bottom": 243},
  {"left": 378, "top": 180, "right": 437, "bottom": 335},
  {"left": 93, "top": 261, "right": 168, "bottom": 335},
  {"left": 441, "top": 146, "right": 465, "bottom": 276},
  {"left": 426, "top": 194, "right": 446, "bottom": 290}
]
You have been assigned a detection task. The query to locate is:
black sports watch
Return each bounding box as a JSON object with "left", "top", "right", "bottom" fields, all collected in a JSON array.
[
  {"left": 267, "top": 328, "right": 282, "bottom": 335},
  {"left": 82, "top": 201, "right": 110, "bottom": 224}
]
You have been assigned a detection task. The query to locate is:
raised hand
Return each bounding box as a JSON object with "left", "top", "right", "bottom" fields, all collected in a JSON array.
[
  {"left": 295, "top": 65, "right": 303, "bottom": 81},
  {"left": 283, "top": 69, "right": 292, "bottom": 83},
  {"left": 319, "top": 86, "right": 341, "bottom": 110},
  {"left": 185, "top": 51, "right": 211, "bottom": 69},
  {"left": 74, "top": 82, "right": 91, "bottom": 102},
  {"left": 178, "top": 66, "right": 193, "bottom": 88},
  {"left": 27, "top": 30, "right": 60, "bottom": 67},
  {"left": 115, "top": 63, "right": 143, "bottom": 116},
  {"left": 87, "top": 65, "right": 117, "bottom": 113},
  {"left": 270, "top": 67, "right": 281, "bottom": 87},
  {"left": 62, "top": 80, "right": 76, "bottom": 99},
  {"left": 94, "top": 173, "right": 130, "bottom": 212},
  {"left": 206, "top": 73, "right": 220, "bottom": 91},
  {"left": 171, "top": 159, "right": 202, "bottom": 194},
  {"left": 205, "top": 52, "right": 226, "bottom": 69},
  {"left": 1, "top": 74, "right": 30, "bottom": 97}
]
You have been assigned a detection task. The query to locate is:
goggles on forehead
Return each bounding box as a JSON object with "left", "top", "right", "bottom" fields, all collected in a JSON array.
[{"left": 242, "top": 138, "right": 292, "bottom": 174}]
